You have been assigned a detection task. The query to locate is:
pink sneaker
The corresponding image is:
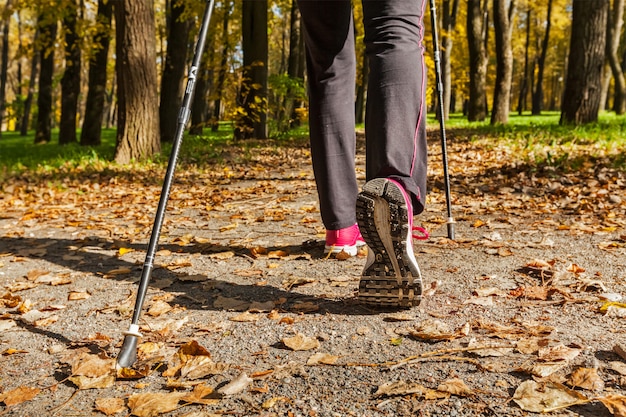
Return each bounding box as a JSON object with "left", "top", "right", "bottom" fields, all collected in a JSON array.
[
  {"left": 356, "top": 178, "right": 426, "bottom": 307},
  {"left": 324, "top": 223, "right": 366, "bottom": 256}
]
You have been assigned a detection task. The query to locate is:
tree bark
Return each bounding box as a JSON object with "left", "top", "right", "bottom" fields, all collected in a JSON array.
[
  {"left": 159, "top": 0, "right": 192, "bottom": 142},
  {"left": 560, "top": 0, "right": 609, "bottom": 125},
  {"left": 466, "top": 0, "right": 488, "bottom": 122},
  {"left": 441, "top": 0, "right": 459, "bottom": 120},
  {"left": 0, "top": 0, "right": 12, "bottom": 138},
  {"left": 206, "top": 1, "right": 232, "bottom": 132},
  {"left": 531, "top": 0, "right": 553, "bottom": 115},
  {"left": 517, "top": 8, "right": 531, "bottom": 114},
  {"left": 606, "top": 0, "right": 625, "bottom": 114},
  {"left": 491, "top": 0, "right": 516, "bottom": 124},
  {"left": 81, "top": 0, "right": 113, "bottom": 146},
  {"left": 21, "top": 30, "right": 39, "bottom": 136},
  {"left": 34, "top": 14, "right": 57, "bottom": 144},
  {"left": 234, "top": 0, "right": 268, "bottom": 140},
  {"left": 59, "top": 0, "right": 81, "bottom": 145},
  {"left": 113, "top": 0, "right": 161, "bottom": 163}
]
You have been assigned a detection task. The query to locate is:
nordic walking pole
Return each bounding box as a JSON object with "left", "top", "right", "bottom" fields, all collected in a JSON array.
[
  {"left": 117, "top": 0, "right": 216, "bottom": 368},
  {"left": 429, "top": 0, "right": 455, "bottom": 240}
]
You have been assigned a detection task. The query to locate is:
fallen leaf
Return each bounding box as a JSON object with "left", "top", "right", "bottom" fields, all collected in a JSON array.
[
  {"left": 538, "top": 344, "right": 581, "bottom": 362},
  {"left": 181, "top": 384, "right": 220, "bottom": 405},
  {"left": 437, "top": 378, "right": 473, "bottom": 397},
  {"left": 216, "top": 373, "right": 253, "bottom": 395},
  {"left": 105, "top": 267, "right": 132, "bottom": 275},
  {"left": 374, "top": 381, "right": 430, "bottom": 398},
  {"left": 262, "top": 396, "right": 290, "bottom": 409},
  {"left": 147, "top": 300, "right": 173, "bottom": 317},
  {"left": 512, "top": 380, "right": 589, "bottom": 413},
  {"left": 306, "top": 352, "right": 339, "bottom": 365},
  {"left": 0, "top": 386, "right": 41, "bottom": 406},
  {"left": 94, "top": 397, "right": 126, "bottom": 416},
  {"left": 68, "top": 291, "right": 91, "bottom": 300},
  {"left": 409, "top": 319, "right": 466, "bottom": 341},
  {"left": 229, "top": 311, "right": 260, "bottom": 322},
  {"left": 599, "top": 394, "right": 626, "bottom": 417},
  {"left": 463, "top": 296, "right": 494, "bottom": 306},
  {"left": 282, "top": 333, "right": 320, "bottom": 351},
  {"left": 127, "top": 392, "right": 186, "bottom": 417},
  {"left": 567, "top": 368, "right": 604, "bottom": 391}
]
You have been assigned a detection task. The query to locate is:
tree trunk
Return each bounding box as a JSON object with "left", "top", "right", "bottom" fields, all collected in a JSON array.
[
  {"left": 517, "top": 8, "right": 531, "bottom": 115},
  {"left": 206, "top": 1, "right": 232, "bottom": 132},
  {"left": 234, "top": 0, "right": 268, "bottom": 140},
  {"left": 0, "top": 0, "right": 12, "bottom": 138},
  {"left": 189, "top": 51, "right": 211, "bottom": 135},
  {"left": 34, "top": 14, "right": 57, "bottom": 144},
  {"left": 560, "top": 0, "right": 609, "bottom": 125},
  {"left": 606, "top": 0, "right": 625, "bottom": 114},
  {"left": 81, "top": 0, "right": 113, "bottom": 146},
  {"left": 286, "top": 0, "right": 304, "bottom": 127},
  {"left": 21, "top": 30, "right": 39, "bottom": 136},
  {"left": 113, "top": 0, "right": 161, "bottom": 163},
  {"left": 59, "top": 0, "right": 81, "bottom": 145},
  {"left": 159, "top": 0, "right": 192, "bottom": 142},
  {"left": 441, "top": 0, "right": 459, "bottom": 120},
  {"left": 531, "top": 0, "right": 553, "bottom": 115},
  {"left": 491, "top": 0, "right": 516, "bottom": 124},
  {"left": 466, "top": 0, "right": 488, "bottom": 122}
]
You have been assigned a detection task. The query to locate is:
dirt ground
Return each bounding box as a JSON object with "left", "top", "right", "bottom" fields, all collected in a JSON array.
[{"left": 0, "top": 132, "right": 625, "bottom": 417}]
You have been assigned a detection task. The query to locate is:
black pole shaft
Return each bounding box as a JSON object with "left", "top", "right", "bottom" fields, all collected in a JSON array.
[
  {"left": 428, "top": 0, "right": 455, "bottom": 240},
  {"left": 130, "top": 0, "right": 215, "bottom": 325}
]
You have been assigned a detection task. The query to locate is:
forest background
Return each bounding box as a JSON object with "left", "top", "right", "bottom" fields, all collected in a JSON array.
[{"left": 0, "top": 0, "right": 624, "bottom": 167}]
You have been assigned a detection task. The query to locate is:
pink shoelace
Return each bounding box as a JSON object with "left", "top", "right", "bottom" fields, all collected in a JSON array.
[{"left": 412, "top": 225, "right": 429, "bottom": 240}]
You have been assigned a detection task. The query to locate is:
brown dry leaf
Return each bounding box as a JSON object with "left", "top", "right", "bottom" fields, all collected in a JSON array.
[
  {"left": 374, "top": 381, "right": 427, "bottom": 397},
  {"left": 5, "top": 282, "right": 37, "bottom": 292},
  {"left": 437, "top": 378, "right": 474, "bottom": 397},
  {"left": 497, "top": 247, "right": 514, "bottom": 257},
  {"left": 208, "top": 251, "right": 235, "bottom": 260},
  {"left": 147, "top": 300, "right": 173, "bottom": 317},
  {"left": 106, "top": 267, "right": 132, "bottom": 275},
  {"left": 522, "top": 286, "right": 550, "bottom": 300},
  {"left": 306, "top": 352, "right": 340, "bottom": 365},
  {"left": 1, "top": 292, "right": 22, "bottom": 308},
  {"left": 34, "top": 314, "right": 59, "bottom": 327},
  {"left": 334, "top": 250, "right": 352, "bottom": 260},
  {"left": 181, "top": 384, "right": 220, "bottom": 405},
  {"left": 94, "top": 397, "right": 126, "bottom": 416},
  {"left": 68, "top": 291, "right": 91, "bottom": 301},
  {"left": 35, "top": 274, "right": 72, "bottom": 287},
  {"left": 69, "top": 373, "right": 116, "bottom": 390},
  {"left": 599, "top": 394, "right": 626, "bottom": 417},
  {"left": 0, "top": 386, "right": 41, "bottom": 406},
  {"left": 567, "top": 263, "right": 586, "bottom": 274},
  {"left": 527, "top": 259, "right": 552, "bottom": 269},
  {"left": 467, "top": 338, "right": 514, "bottom": 357},
  {"left": 180, "top": 356, "right": 229, "bottom": 380},
  {"left": 229, "top": 311, "right": 260, "bottom": 322},
  {"left": 512, "top": 380, "right": 589, "bottom": 413},
  {"left": 463, "top": 296, "right": 494, "bottom": 307},
  {"left": 127, "top": 392, "right": 186, "bottom": 417},
  {"left": 282, "top": 333, "right": 320, "bottom": 351},
  {"left": 267, "top": 249, "right": 289, "bottom": 258},
  {"left": 538, "top": 344, "right": 581, "bottom": 362},
  {"left": 409, "top": 319, "right": 466, "bottom": 341},
  {"left": 25, "top": 269, "right": 50, "bottom": 281},
  {"left": 262, "top": 396, "right": 291, "bottom": 409},
  {"left": 520, "top": 361, "right": 569, "bottom": 378},
  {"left": 71, "top": 352, "right": 116, "bottom": 378},
  {"left": 290, "top": 301, "right": 319, "bottom": 313},
  {"left": 567, "top": 367, "right": 604, "bottom": 391},
  {"left": 213, "top": 296, "right": 250, "bottom": 311},
  {"left": 610, "top": 361, "right": 626, "bottom": 376},
  {"left": 219, "top": 223, "right": 238, "bottom": 232}
]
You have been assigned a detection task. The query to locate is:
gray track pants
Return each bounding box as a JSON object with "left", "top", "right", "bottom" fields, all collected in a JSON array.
[{"left": 297, "top": 0, "right": 428, "bottom": 230}]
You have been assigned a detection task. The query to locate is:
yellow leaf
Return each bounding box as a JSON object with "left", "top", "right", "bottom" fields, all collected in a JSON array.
[
  {"left": 117, "top": 247, "right": 134, "bottom": 256},
  {"left": 0, "top": 386, "right": 41, "bottom": 406},
  {"left": 567, "top": 367, "right": 604, "bottom": 391},
  {"left": 127, "top": 392, "right": 186, "bottom": 417},
  {"left": 94, "top": 397, "right": 126, "bottom": 416}
]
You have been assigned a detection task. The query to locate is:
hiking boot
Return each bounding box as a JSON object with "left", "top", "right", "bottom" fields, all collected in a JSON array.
[
  {"left": 324, "top": 223, "right": 366, "bottom": 256},
  {"left": 356, "top": 178, "right": 426, "bottom": 308}
]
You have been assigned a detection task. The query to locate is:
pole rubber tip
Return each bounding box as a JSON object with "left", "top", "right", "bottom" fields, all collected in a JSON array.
[{"left": 117, "top": 335, "right": 139, "bottom": 369}]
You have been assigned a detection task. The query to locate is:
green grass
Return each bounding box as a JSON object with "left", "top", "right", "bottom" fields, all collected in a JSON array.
[{"left": 1, "top": 113, "right": 625, "bottom": 178}]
